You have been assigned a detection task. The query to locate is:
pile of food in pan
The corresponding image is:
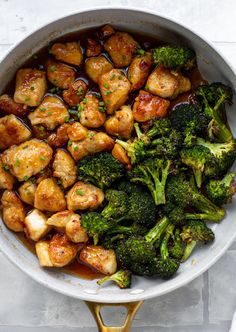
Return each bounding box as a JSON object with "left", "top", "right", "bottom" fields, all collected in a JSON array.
[{"left": 0, "top": 24, "right": 235, "bottom": 289}]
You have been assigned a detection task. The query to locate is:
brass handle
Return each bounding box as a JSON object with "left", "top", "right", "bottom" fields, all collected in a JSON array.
[{"left": 85, "top": 300, "right": 143, "bottom": 332}]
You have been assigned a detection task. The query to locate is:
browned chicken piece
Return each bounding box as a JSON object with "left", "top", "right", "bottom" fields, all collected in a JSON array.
[
  {"left": 132, "top": 90, "right": 170, "bottom": 122},
  {"left": 24, "top": 209, "right": 50, "bottom": 241},
  {"left": 80, "top": 245, "right": 117, "bottom": 275},
  {"left": 18, "top": 180, "right": 36, "bottom": 205},
  {"left": 14, "top": 69, "right": 47, "bottom": 107},
  {"left": 2, "top": 139, "right": 53, "bottom": 181},
  {"left": 47, "top": 210, "right": 88, "bottom": 243},
  {"left": 128, "top": 52, "right": 153, "bottom": 91},
  {"left": 0, "top": 156, "right": 15, "bottom": 190},
  {"left": 32, "top": 125, "right": 51, "bottom": 140},
  {"left": 98, "top": 69, "right": 131, "bottom": 114},
  {"left": 86, "top": 38, "right": 102, "bottom": 57},
  {"left": 79, "top": 95, "right": 106, "bottom": 128},
  {"left": 105, "top": 105, "right": 134, "bottom": 139},
  {"left": 35, "top": 241, "right": 53, "bottom": 267},
  {"left": 62, "top": 80, "right": 88, "bottom": 107},
  {"left": 28, "top": 95, "right": 69, "bottom": 130},
  {"left": 46, "top": 60, "right": 76, "bottom": 89},
  {"left": 104, "top": 32, "right": 139, "bottom": 68},
  {"left": 98, "top": 24, "right": 115, "bottom": 40},
  {"left": 112, "top": 143, "right": 131, "bottom": 169},
  {"left": 52, "top": 149, "right": 77, "bottom": 188},
  {"left": 0, "top": 114, "right": 31, "bottom": 150},
  {"left": 67, "top": 122, "right": 88, "bottom": 141},
  {"left": 1, "top": 190, "right": 25, "bottom": 232},
  {"left": 50, "top": 42, "right": 83, "bottom": 66},
  {"left": 0, "top": 94, "right": 28, "bottom": 117},
  {"left": 146, "top": 65, "right": 191, "bottom": 99},
  {"left": 34, "top": 178, "right": 66, "bottom": 212},
  {"left": 35, "top": 167, "right": 52, "bottom": 184},
  {"left": 85, "top": 55, "right": 113, "bottom": 83},
  {"left": 67, "top": 181, "right": 104, "bottom": 211},
  {"left": 47, "top": 123, "right": 70, "bottom": 147}
]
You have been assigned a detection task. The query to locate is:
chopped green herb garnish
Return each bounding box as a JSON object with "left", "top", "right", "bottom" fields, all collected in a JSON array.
[
  {"left": 15, "top": 158, "right": 20, "bottom": 167},
  {"left": 99, "top": 101, "right": 105, "bottom": 106},
  {"left": 2, "top": 165, "right": 9, "bottom": 172},
  {"left": 110, "top": 74, "right": 115, "bottom": 80},
  {"left": 30, "top": 86, "right": 35, "bottom": 91},
  {"left": 99, "top": 106, "right": 106, "bottom": 112},
  {"left": 104, "top": 83, "right": 109, "bottom": 89},
  {"left": 47, "top": 112, "right": 52, "bottom": 116},
  {"left": 105, "top": 90, "right": 112, "bottom": 96},
  {"left": 64, "top": 116, "right": 70, "bottom": 123},
  {"left": 39, "top": 126, "right": 45, "bottom": 132},
  {"left": 31, "top": 177, "right": 36, "bottom": 184},
  {"left": 76, "top": 189, "right": 84, "bottom": 196},
  {"left": 49, "top": 65, "right": 56, "bottom": 72},
  {"left": 24, "top": 97, "right": 30, "bottom": 102},
  {"left": 23, "top": 176, "right": 29, "bottom": 181},
  {"left": 68, "top": 140, "right": 72, "bottom": 147},
  {"left": 40, "top": 156, "right": 45, "bottom": 161},
  {"left": 22, "top": 145, "right": 29, "bottom": 149},
  {"left": 82, "top": 98, "right": 87, "bottom": 104},
  {"left": 136, "top": 48, "right": 145, "bottom": 56},
  {"left": 118, "top": 75, "right": 123, "bottom": 80},
  {"left": 76, "top": 86, "right": 84, "bottom": 96},
  {"left": 73, "top": 146, "right": 79, "bottom": 151}
]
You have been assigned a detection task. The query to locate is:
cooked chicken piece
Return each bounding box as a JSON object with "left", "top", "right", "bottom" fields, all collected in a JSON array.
[
  {"left": 67, "top": 141, "right": 87, "bottom": 161},
  {"left": 62, "top": 80, "right": 88, "bottom": 107},
  {"left": 35, "top": 241, "right": 53, "bottom": 267},
  {"left": 67, "top": 122, "right": 88, "bottom": 141},
  {"left": 34, "top": 178, "right": 66, "bottom": 212},
  {"left": 146, "top": 65, "right": 191, "bottom": 99},
  {"left": 1, "top": 190, "right": 25, "bottom": 232},
  {"left": 0, "top": 156, "right": 15, "bottom": 190},
  {"left": 104, "top": 32, "right": 138, "bottom": 68},
  {"left": 80, "top": 245, "right": 117, "bottom": 275},
  {"left": 35, "top": 167, "right": 52, "bottom": 184},
  {"left": 128, "top": 53, "right": 153, "bottom": 91},
  {"left": 32, "top": 125, "right": 51, "bottom": 140},
  {"left": 47, "top": 123, "right": 70, "bottom": 147},
  {"left": 51, "top": 42, "right": 83, "bottom": 66},
  {"left": 46, "top": 60, "right": 76, "bottom": 89},
  {"left": 98, "top": 69, "right": 131, "bottom": 114},
  {"left": 132, "top": 90, "right": 170, "bottom": 122},
  {"left": 14, "top": 69, "right": 47, "bottom": 107},
  {"left": 79, "top": 95, "right": 106, "bottom": 128},
  {"left": 2, "top": 139, "right": 53, "bottom": 181},
  {"left": 24, "top": 209, "right": 50, "bottom": 241},
  {"left": 67, "top": 181, "right": 104, "bottom": 211},
  {"left": 52, "top": 149, "right": 76, "bottom": 188},
  {"left": 18, "top": 180, "right": 36, "bottom": 205},
  {"left": 47, "top": 210, "right": 88, "bottom": 243},
  {"left": 28, "top": 95, "right": 69, "bottom": 130},
  {"left": 105, "top": 105, "right": 133, "bottom": 139},
  {"left": 0, "top": 114, "right": 31, "bottom": 150},
  {"left": 0, "top": 94, "right": 28, "bottom": 117},
  {"left": 85, "top": 56, "right": 113, "bottom": 83},
  {"left": 98, "top": 24, "right": 115, "bottom": 40},
  {"left": 112, "top": 143, "right": 131, "bottom": 169},
  {"left": 86, "top": 39, "right": 102, "bottom": 57}
]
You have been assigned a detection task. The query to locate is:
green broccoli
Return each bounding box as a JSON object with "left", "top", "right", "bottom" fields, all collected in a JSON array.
[
  {"left": 97, "top": 269, "right": 132, "bottom": 289},
  {"left": 205, "top": 172, "right": 236, "bottom": 205},
  {"left": 169, "top": 229, "right": 185, "bottom": 260},
  {"left": 152, "top": 46, "right": 196, "bottom": 70},
  {"left": 148, "top": 130, "right": 183, "bottom": 159},
  {"left": 117, "top": 181, "right": 144, "bottom": 195},
  {"left": 77, "top": 152, "right": 124, "bottom": 189},
  {"left": 101, "top": 190, "right": 129, "bottom": 220},
  {"left": 129, "top": 158, "right": 171, "bottom": 205},
  {"left": 107, "top": 222, "right": 148, "bottom": 236},
  {"left": 196, "top": 83, "right": 233, "bottom": 142},
  {"left": 181, "top": 220, "right": 215, "bottom": 262}
]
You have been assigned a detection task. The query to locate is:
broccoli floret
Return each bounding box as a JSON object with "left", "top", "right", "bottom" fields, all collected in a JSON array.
[
  {"left": 117, "top": 181, "right": 144, "bottom": 195},
  {"left": 145, "top": 118, "right": 172, "bottom": 138},
  {"left": 205, "top": 172, "right": 236, "bottom": 205},
  {"left": 166, "top": 174, "right": 225, "bottom": 222},
  {"left": 129, "top": 158, "right": 171, "bottom": 205},
  {"left": 152, "top": 46, "right": 196, "bottom": 70},
  {"left": 100, "top": 234, "right": 126, "bottom": 250},
  {"left": 107, "top": 222, "right": 148, "bottom": 236},
  {"left": 196, "top": 83, "right": 233, "bottom": 142},
  {"left": 148, "top": 130, "right": 183, "bottom": 159},
  {"left": 101, "top": 190, "right": 129, "bottom": 220},
  {"left": 77, "top": 152, "right": 124, "bottom": 189},
  {"left": 169, "top": 229, "right": 185, "bottom": 260},
  {"left": 97, "top": 269, "right": 132, "bottom": 289},
  {"left": 181, "top": 220, "right": 215, "bottom": 261},
  {"left": 166, "top": 205, "right": 186, "bottom": 226},
  {"left": 81, "top": 212, "right": 114, "bottom": 245}
]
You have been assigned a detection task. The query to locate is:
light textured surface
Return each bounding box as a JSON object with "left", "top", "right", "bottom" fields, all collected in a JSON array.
[{"left": 0, "top": 0, "right": 236, "bottom": 331}]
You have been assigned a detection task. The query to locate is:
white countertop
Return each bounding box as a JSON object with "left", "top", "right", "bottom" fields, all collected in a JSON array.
[{"left": 0, "top": 1, "right": 236, "bottom": 331}]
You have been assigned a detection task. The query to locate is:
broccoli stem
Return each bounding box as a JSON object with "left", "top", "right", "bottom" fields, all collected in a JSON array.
[
  {"left": 101, "top": 206, "right": 115, "bottom": 219},
  {"left": 221, "top": 172, "right": 236, "bottom": 188},
  {"left": 193, "top": 169, "right": 203, "bottom": 188},
  {"left": 144, "top": 216, "right": 170, "bottom": 245},
  {"left": 116, "top": 139, "right": 129, "bottom": 151},
  {"left": 134, "top": 123, "right": 143, "bottom": 139},
  {"left": 160, "top": 224, "right": 175, "bottom": 260},
  {"left": 181, "top": 240, "right": 197, "bottom": 262},
  {"left": 185, "top": 210, "right": 225, "bottom": 223},
  {"left": 193, "top": 191, "right": 225, "bottom": 215}
]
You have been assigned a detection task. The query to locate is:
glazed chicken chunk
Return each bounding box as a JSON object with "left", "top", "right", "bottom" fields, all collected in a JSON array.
[
  {"left": 52, "top": 149, "right": 77, "bottom": 188},
  {"left": 79, "top": 95, "right": 106, "bottom": 128},
  {"left": 1, "top": 190, "right": 25, "bottom": 232},
  {"left": 146, "top": 65, "right": 191, "bottom": 99},
  {"left": 98, "top": 69, "right": 131, "bottom": 114},
  {"left": 28, "top": 95, "right": 69, "bottom": 130},
  {"left": 80, "top": 245, "right": 117, "bottom": 275},
  {"left": 0, "top": 156, "right": 15, "bottom": 190},
  {"left": 18, "top": 180, "right": 36, "bottom": 205},
  {"left": 85, "top": 55, "right": 113, "bottom": 83},
  {"left": 128, "top": 52, "right": 153, "bottom": 91},
  {"left": 24, "top": 209, "right": 50, "bottom": 241},
  {"left": 62, "top": 80, "right": 88, "bottom": 107},
  {"left": 14, "top": 68, "right": 47, "bottom": 107},
  {"left": 2, "top": 139, "right": 53, "bottom": 181},
  {"left": 105, "top": 105, "right": 134, "bottom": 139},
  {"left": 112, "top": 143, "right": 131, "bottom": 168},
  {"left": 34, "top": 178, "right": 66, "bottom": 212},
  {"left": 67, "top": 181, "right": 104, "bottom": 211},
  {"left": 50, "top": 42, "right": 83, "bottom": 66},
  {"left": 0, "top": 114, "right": 31, "bottom": 150},
  {"left": 86, "top": 39, "right": 102, "bottom": 57},
  {"left": 104, "top": 32, "right": 138, "bottom": 68},
  {"left": 0, "top": 94, "right": 28, "bottom": 117},
  {"left": 47, "top": 123, "right": 70, "bottom": 148},
  {"left": 46, "top": 60, "right": 76, "bottom": 89},
  {"left": 132, "top": 90, "right": 170, "bottom": 122}
]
